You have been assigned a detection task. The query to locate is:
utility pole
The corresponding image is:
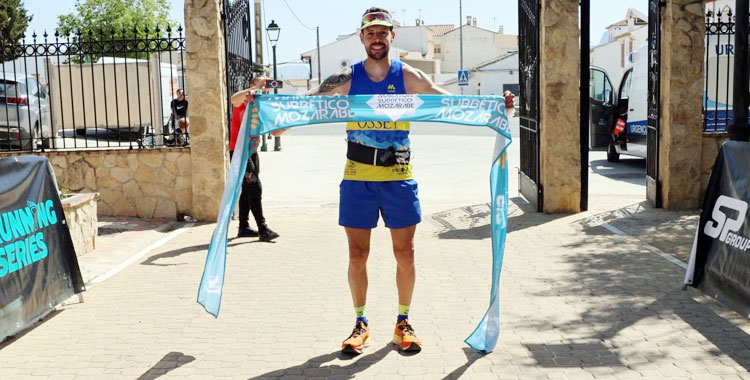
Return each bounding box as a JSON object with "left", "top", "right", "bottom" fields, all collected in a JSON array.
[
  {"left": 254, "top": 0, "right": 264, "bottom": 65},
  {"left": 459, "top": 0, "right": 463, "bottom": 94},
  {"left": 305, "top": 57, "right": 312, "bottom": 90},
  {"left": 316, "top": 26, "right": 322, "bottom": 86}
]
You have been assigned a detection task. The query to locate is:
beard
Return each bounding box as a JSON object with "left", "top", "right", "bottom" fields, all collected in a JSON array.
[{"left": 366, "top": 43, "right": 389, "bottom": 60}]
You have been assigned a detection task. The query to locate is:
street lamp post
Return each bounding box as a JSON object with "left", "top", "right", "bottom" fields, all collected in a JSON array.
[{"left": 267, "top": 20, "right": 282, "bottom": 151}]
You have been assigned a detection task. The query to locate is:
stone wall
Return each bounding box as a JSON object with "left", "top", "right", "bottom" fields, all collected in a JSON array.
[
  {"left": 700, "top": 133, "right": 729, "bottom": 200},
  {"left": 659, "top": 0, "right": 705, "bottom": 209},
  {"left": 0, "top": 1, "right": 233, "bottom": 222},
  {"left": 539, "top": 0, "right": 581, "bottom": 213},
  {"left": 0, "top": 149, "right": 193, "bottom": 219},
  {"left": 62, "top": 193, "right": 99, "bottom": 256},
  {"left": 185, "top": 0, "right": 229, "bottom": 222}
]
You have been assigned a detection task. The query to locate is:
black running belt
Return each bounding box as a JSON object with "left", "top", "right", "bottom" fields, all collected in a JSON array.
[{"left": 346, "top": 141, "right": 411, "bottom": 166}]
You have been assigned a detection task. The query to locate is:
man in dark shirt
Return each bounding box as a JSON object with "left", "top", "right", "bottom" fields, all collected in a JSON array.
[{"left": 170, "top": 89, "right": 189, "bottom": 143}]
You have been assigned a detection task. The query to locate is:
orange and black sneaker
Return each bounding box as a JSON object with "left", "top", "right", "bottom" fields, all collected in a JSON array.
[
  {"left": 342, "top": 321, "right": 370, "bottom": 354},
  {"left": 392, "top": 319, "right": 422, "bottom": 352}
]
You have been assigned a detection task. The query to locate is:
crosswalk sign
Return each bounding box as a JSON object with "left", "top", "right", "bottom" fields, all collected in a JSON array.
[{"left": 458, "top": 70, "right": 469, "bottom": 86}]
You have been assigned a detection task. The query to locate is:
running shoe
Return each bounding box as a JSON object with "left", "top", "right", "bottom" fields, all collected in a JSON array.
[
  {"left": 259, "top": 226, "right": 279, "bottom": 242},
  {"left": 237, "top": 227, "right": 259, "bottom": 238},
  {"left": 342, "top": 321, "right": 370, "bottom": 354},
  {"left": 392, "top": 319, "right": 422, "bottom": 352}
]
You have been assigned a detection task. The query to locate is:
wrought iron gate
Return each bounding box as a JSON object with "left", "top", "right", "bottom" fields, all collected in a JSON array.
[
  {"left": 518, "top": 0, "right": 542, "bottom": 211},
  {"left": 646, "top": 0, "right": 662, "bottom": 207},
  {"left": 704, "top": 8, "right": 736, "bottom": 133},
  {"left": 224, "top": 0, "right": 253, "bottom": 120}
]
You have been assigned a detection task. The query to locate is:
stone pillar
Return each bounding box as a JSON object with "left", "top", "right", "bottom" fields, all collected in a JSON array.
[
  {"left": 539, "top": 0, "right": 581, "bottom": 213},
  {"left": 659, "top": 0, "right": 704, "bottom": 209},
  {"left": 185, "top": 0, "right": 229, "bottom": 221}
]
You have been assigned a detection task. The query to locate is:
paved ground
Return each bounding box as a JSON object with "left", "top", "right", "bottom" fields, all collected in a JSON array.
[{"left": 1, "top": 120, "right": 748, "bottom": 379}]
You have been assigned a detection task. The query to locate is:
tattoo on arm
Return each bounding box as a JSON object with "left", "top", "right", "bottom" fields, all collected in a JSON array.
[{"left": 312, "top": 67, "right": 352, "bottom": 94}]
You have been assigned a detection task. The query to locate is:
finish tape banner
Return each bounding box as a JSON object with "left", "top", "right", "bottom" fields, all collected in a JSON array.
[
  {"left": 0, "top": 156, "right": 85, "bottom": 341},
  {"left": 685, "top": 141, "right": 750, "bottom": 318},
  {"left": 198, "top": 94, "right": 512, "bottom": 353}
]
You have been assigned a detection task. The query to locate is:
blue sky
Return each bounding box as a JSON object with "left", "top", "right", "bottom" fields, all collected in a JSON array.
[{"left": 25, "top": 0, "right": 647, "bottom": 64}]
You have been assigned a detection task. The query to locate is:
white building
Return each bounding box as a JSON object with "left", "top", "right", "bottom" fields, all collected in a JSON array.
[
  {"left": 300, "top": 17, "right": 518, "bottom": 88},
  {"left": 433, "top": 17, "right": 517, "bottom": 73},
  {"left": 300, "top": 32, "right": 405, "bottom": 87},
  {"left": 440, "top": 52, "right": 518, "bottom": 96},
  {"left": 590, "top": 8, "right": 648, "bottom": 90},
  {"left": 591, "top": 1, "right": 737, "bottom": 90},
  {"left": 705, "top": 0, "right": 737, "bottom": 15}
]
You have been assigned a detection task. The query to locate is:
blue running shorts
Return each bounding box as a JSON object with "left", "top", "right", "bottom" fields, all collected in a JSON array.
[{"left": 339, "top": 180, "right": 422, "bottom": 229}]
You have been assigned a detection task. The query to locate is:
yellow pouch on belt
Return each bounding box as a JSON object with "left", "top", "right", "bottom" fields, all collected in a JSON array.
[{"left": 343, "top": 159, "right": 413, "bottom": 181}]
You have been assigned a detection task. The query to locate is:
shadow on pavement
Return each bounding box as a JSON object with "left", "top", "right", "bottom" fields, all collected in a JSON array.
[
  {"left": 590, "top": 157, "right": 646, "bottom": 171},
  {"left": 141, "top": 238, "right": 268, "bottom": 266},
  {"left": 140, "top": 244, "right": 209, "bottom": 266},
  {"left": 525, "top": 342, "right": 624, "bottom": 367},
  {"left": 589, "top": 157, "right": 646, "bottom": 185},
  {"left": 97, "top": 218, "right": 183, "bottom": 236},
  {"left": 247, "top": 344, "right": 394, "bottom": 379},
  {"left": 136, "top": 351, "right": 195, "bottom": 380},
  {"left": 247, "top": 345, "right": 482, "bottom": 378},
  {"left": 0, "top": 309, "right": 63, "bottom": 351},
  {"left": 430, "top": 197, "right": 566, "bottom": 239},
  {"left": 441, "top": 347, "right": 484, "bottom": 380},
  {"left": 521, "top": 223, "right": 750, "bottom": 371},
  {"left": 578, "top": 200, "right": 699, "bottom": 263}
]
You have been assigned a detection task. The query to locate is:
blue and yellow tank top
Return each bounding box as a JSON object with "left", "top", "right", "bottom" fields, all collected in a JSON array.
[{"left": 344, "top": 60, "right": 412, "bottom": 181}]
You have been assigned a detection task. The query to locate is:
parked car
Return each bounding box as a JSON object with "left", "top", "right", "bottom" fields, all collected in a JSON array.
[{"left": 0, "top": 73, "right": 51, "bottom": 150}]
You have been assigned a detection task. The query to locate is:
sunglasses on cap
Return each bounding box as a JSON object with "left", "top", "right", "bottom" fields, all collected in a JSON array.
[{"left": 361, "top": 12, "right": 393, "bottom": 28}]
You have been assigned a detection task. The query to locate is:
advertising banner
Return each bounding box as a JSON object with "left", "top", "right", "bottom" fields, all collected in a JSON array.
[
  {"left": 685, "top": 141, "right": 750, "bottom": 317},
  {"left": 0, "top": 156, "right": 85, "bottom": 340}
]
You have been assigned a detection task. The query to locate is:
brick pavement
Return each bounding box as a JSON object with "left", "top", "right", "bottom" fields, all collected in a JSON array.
[
  {"left": 1, "top": 197, "right": 750, "bottom": 379},
  {"left": 1, "top": 131, "right": 748, "bottom": 379}
]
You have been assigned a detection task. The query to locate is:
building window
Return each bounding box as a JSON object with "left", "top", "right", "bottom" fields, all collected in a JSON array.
[{"left": 434, "top": 45, "right": 441, "bottom": 54}]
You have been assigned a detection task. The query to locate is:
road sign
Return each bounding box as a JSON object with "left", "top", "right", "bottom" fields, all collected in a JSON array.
[{"left": 458, "top": 70, "right": 469, "bottom": 86}]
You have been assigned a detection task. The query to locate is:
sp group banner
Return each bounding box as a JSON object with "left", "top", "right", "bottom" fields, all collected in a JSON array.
[
  {"left": 685, "top": 141, "right": 750, "bottom": 317},
  {"left": 198, "top": 94, "right": 511, "bottom": 353},
  {"left": 0, "top": 155, "right": 85, "bottom": 341}
]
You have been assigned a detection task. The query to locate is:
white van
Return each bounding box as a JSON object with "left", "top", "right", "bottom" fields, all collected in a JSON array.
[
  {"left": 591, "top": 38, "right": 746, "bottom": 162},
  {"left": 588, "top": 45, "right": 648, "bottom": 162}
]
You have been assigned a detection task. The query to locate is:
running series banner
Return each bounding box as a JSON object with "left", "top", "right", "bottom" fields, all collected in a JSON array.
[
  {"left": 198, "top": 94, "right": 512, "bottom": 353},
  {"left": 685, "top": 141, "right": 750, "bottom": 318},
  {"left": 0, "top": 156, "right": 85, "bottom": 341}
]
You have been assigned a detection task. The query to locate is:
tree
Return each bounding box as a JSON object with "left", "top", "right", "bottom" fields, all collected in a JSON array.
[
  {"left": 56, "top": 0, "right": 177, "bottom": 60},
  {"left": 0, "top": 0, "right": 32, "bottom": 47},
  {"left": 57, "top": 0, "right": 174, "bottom": 35}
]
